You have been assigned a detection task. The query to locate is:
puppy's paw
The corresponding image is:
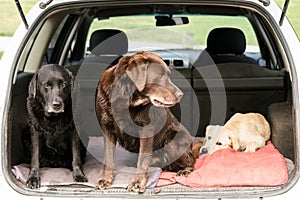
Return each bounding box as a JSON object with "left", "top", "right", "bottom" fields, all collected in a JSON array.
[
  {"left": 127, "top": 174, "right": 147, "bottom": 193},
  {"left": 244, "top": 143, "right": 262, "bottom": 152},
  {"left": 176, "top": 167, "right": 193, "bottom": 177},
  {"left": 26, "top": 175, "right": 41, "bottom": 189}
]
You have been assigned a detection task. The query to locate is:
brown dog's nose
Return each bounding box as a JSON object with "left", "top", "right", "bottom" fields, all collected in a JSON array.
[{"left": 176, "top": 90, "right": 184, "bottom": 100}]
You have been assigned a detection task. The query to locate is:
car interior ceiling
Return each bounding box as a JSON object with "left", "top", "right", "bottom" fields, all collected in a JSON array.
[{"left": 94, "top": 5, "right": 245, "bottom": 17}]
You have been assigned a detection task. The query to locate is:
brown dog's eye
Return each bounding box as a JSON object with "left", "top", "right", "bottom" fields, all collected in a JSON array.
[
  {"left": 208, "top": 136, "right": 211, "bottom": 140},
  {"left": 216, "top": 142, "right": 222, "bottom": 146},
  {"left": 159, "top": 72, "right": 169, "bottom": 78}
]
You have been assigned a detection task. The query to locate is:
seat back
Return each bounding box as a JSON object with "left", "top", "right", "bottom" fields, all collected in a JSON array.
[
  {"left": 71, "top": 29, "right": 128, "bottom": 139},
  {"left": 89, "top": 29, "right": 128, "bottom": 55},
  {"left": 194, "top": 28, "right": 257, "bottom": 66},
  {"left": 192, "top": 62, "right": 286, "bottom": 136}
]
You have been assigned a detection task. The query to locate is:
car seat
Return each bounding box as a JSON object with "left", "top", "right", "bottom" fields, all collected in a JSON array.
[
  {"left": 73, "top": 29, "right": 128, "bottom": 140},
  {"left": 194, "top": 27, "right": 257, "bottom": 66},
  {"left": 87, "top": 29, "right": 128, "bottom": 66}
]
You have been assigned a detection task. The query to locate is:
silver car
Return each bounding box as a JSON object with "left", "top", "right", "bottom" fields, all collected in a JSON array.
[{"left": 0, "top": 0, "right": 299, "bottom": 199}]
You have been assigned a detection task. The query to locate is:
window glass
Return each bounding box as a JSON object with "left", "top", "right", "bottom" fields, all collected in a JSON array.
[
  {"left": 42, "top": 16, "right": 68, "bottom": 65},
  {"left": 88, "top": 15, "right": 259, "bottom": 53}
]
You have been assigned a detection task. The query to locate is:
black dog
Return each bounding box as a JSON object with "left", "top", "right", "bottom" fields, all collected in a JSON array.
[{"left": 26, "top": 64, "right": 87, "bottom": 189}]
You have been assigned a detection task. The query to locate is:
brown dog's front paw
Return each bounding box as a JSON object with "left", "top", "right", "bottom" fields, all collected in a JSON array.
[
  {"left": 127, "top": 174, "right": 147, "bottom": 193},
  {"left": 96, "top": 178, "right": 113, "bottom": 190},
  {"left": 176, "top": 167, "right": 193, "bottom": 177},
  {"left": 26, "top": 175, "right": 41, "bottom": 189}
]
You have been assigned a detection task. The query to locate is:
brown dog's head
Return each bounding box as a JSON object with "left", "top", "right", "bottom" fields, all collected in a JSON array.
[{"left": 115, "top": 51, "right": 183, "bottom": 107}]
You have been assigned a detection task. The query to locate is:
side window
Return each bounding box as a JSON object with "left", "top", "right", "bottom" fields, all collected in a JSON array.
[
  {"left": 18, "top": 13, "right": 71, "bottom": 73},
  {"left": 44, "top": 15, "right": 85, "bottom": 66},
  {"left": 42, "top": 16, "right": 68, "bottom": 65}
]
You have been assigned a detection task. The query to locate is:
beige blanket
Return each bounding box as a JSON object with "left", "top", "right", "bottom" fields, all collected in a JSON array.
[{"left": 12, "top": 137, "right": 162, "bottom": 188}]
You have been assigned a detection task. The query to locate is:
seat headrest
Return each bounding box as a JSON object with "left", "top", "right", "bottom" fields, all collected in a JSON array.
[
  {"left": 206, "top": 28, "right": 246, "bottom": 55},
  {"left": 89, "top": 29, "right": 128, "bottom": 56}
]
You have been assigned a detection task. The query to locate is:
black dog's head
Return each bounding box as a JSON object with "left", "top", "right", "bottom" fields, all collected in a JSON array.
[{"left": 29, "top": 64, "right": 74, "bottom": 117}]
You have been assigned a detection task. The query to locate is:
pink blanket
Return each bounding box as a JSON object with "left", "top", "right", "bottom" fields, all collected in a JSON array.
[{"left": 157, "top": 142, "right": 288, "bottom": 187}]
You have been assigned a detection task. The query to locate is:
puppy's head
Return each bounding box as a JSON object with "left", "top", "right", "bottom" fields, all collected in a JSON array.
[
  {"left": 210, "top": 129, "right": 233, "bottom": 153},
  {"left": 200, "top": 125, "right": 232, "bottom": 155},
  {"left": 115, "top": 51, "right": 183, "bottom": 107},
  {"left": 29, "top": 64, "right": 74, "bottom": 117}
]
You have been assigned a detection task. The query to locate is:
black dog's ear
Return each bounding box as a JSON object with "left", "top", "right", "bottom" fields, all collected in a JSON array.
[
  {"left": 65, "top": 68, "right": 75, "bottom": 92},
  {"left": 29, "top": 73, "right": 38, "bottom": 98}
]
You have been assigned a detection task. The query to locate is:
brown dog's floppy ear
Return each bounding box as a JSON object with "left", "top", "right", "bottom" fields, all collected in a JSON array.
[
  {"left": 126, "top": 53, "right": 149, "bottom": 92},
  {"left": 114, "top": 55, "right": 131, "bottom": 78}
]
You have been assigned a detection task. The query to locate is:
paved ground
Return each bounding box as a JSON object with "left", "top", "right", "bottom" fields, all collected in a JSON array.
[{"left": 0, "top": 37, "right": 11, "bottom": 52}]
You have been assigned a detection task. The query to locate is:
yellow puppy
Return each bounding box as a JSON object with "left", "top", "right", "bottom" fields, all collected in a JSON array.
[{"left": 200, "top": 113, "right": 271, "bottom": 155}]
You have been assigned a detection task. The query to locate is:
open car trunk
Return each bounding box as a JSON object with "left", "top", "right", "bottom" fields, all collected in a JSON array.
[
  {"left": 6, "top": 62, "right": 295, "bottom": 197},
  {"left": 3, "top": 0, "right": 298, "bottom": 198}
]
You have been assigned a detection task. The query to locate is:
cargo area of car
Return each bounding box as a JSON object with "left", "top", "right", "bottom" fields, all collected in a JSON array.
[
  {"left": 3, "top": 1, "right": 298, "bottom": 198},
  {"left": 5, "top": 60, "right": 296, "bottom": 197}
]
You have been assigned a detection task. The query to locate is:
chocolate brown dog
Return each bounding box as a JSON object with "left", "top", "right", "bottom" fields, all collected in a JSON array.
[{"left": 95, "top": 51, "right": 196, "bottom": 193}]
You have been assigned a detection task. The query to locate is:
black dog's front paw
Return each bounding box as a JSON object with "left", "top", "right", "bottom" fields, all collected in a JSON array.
[
  {"left": 26, "top": 175, "right": 41, "bottom": 189},
  {"left": 73, "top": 167, "right": 88, "bottom": 182},
  {"left": 73, "top": 173, "right": 88, "bottom": 182}
]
